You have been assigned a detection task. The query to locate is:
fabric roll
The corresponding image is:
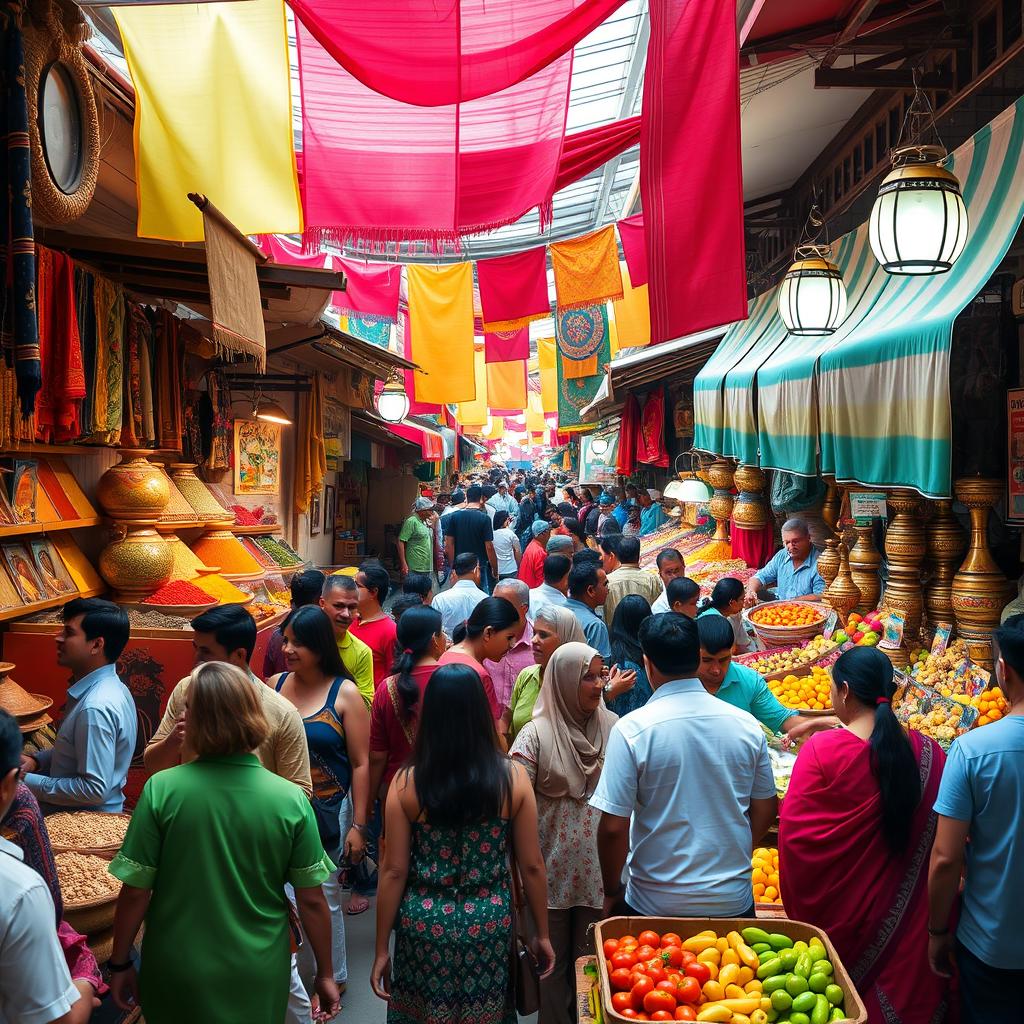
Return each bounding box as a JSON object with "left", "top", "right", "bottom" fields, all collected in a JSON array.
[
  {"left": 613, "top": 263, "right": 651, "bottom": 348},
  {"left": 617, "top": 213, "right": 647, "bottom": 287},
  {"left": 295, "top": 373, "right": 327, "bottom": 514},
  {"left": 484, "top": 328, "right": 530, "bottom": 364},
  {"left": 156, "top": 308, "right": 185, "bottom": 451},
  {"left": 486, "top": 359, "right": 527, "bottom": 412},
  {"left": 75, "top": 269, "right": 96, "bottom": 437},
  {"left": 477, "top": 247, "right": 550, "bottom": 333},
  {"left": 550, "top": 225, "right": 623, "bottom": 310}
]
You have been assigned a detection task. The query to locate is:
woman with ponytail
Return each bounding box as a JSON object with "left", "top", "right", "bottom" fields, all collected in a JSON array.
[
  {"left": 696, "top": 576, "right": 751, "bottom": 652},
  {"left": 368, "top": 605, "right": 444, "bottom": 804},
  {"left": 778, "top": 646, "right": 950, "bottom": 1024}
]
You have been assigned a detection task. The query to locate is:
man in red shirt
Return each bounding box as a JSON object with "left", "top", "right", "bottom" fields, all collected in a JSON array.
[
  {"left": 351, "top": 560, "right": 398, "bottom": 690},
  {"left": 517, "top": 520, "right": 551, "bottom": 588}
]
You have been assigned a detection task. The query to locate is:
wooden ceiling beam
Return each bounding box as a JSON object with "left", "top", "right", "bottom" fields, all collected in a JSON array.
[
  {"left": 819, "top": 0, "right": 884, "bottom": 69},
  {"left": 814, "top": 66, "right": 952, "bottom": 89}
]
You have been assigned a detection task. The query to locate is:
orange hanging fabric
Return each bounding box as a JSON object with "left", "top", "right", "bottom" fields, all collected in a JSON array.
[
  {"left": 486, "top": 359, "right": 527, "bottom": 412},
  {"left": 613, "top": 262, "right": 651, "bottom": 348},
  {"left": 550, "top": 225, "right": 623, "bottom": 310}
]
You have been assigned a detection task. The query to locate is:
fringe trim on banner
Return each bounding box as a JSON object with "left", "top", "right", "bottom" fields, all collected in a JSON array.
[
  {"left": 211, "top": 321, "right": 267, "bottom": 372},
  {"left": 333, "top": 305, "right": 397, "bottom": 326},
  {"left": 482, "top": 311, "right": 551, "bottom": 333}
]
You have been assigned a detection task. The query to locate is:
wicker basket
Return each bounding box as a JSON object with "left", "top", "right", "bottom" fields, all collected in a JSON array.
[
  {"left": 64, "top": 889, "right": 120, "bottom": 935},
  {"left": 745, "top": 600, "right": 830, "bottom": 646},
  {"left": 49, "top": 811, "right": 131, "bottom": 859}
]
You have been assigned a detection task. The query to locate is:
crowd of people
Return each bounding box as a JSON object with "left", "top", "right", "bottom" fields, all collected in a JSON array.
[{"left": 1, "top": 477, "right": 1021, "bottom": 1024}]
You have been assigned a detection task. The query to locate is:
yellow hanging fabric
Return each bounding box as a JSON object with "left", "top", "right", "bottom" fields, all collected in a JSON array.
[
  {"left": 486, "top": 359, "right": 527, "bottom": 412},
  {"left": 456, "top": 346, "right": 488, "bottom": 426},
  {"left": 484, "top": 416, "right": 505, "bottom": 440},
  {"left": 114, "top": 0, "right": 301, "bottom": 242},
  {"left": 407, "top": 263, "right": 476, "bottom": 404},
  {"left": 526, "top": 393, "right": 547, "bottom": 434},
  {"left": 295, "top": 374, "right": 326, "bottom": 514},
  {"left": 613, "top": 263, "right": 652, "bottom": 348},
  {"left": 537, "top": 336, "right": 558, "bottom": 414}
]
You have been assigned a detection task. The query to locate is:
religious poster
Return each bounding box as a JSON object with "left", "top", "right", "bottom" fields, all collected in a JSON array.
[
  {"left": 29, "top": 540, "right": 76, "bottom": 598},
  {"left": 1008, "top": 388, "right": 1024, "bottom": 523},
  {"left": 10, "top": 460, "right": 37, "bottom": 523},
  {"left": 1, "top": 543, "right": 46, "bottom": 604},
  {"left": 233, "top": 419, "right": 282, "bottom": 495}
]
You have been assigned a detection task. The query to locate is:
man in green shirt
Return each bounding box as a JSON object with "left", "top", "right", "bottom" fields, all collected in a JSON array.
[
  {"left": 397, "top": 497, "right": 436, "bottom": 579},
  {"left": 319, "top": 575, "right": 374, "bottom": 707},
  {"left": 696, "top": 615, "right": 839, "bottom": 740}
]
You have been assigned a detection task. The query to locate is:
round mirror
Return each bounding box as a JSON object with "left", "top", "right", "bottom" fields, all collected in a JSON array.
[{"left": 39, "top": 62, "right": 83, "bottom": 195}]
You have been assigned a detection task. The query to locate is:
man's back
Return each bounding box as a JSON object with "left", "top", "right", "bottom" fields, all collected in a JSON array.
[
  {"left": 591, "top": 678, "right": 775, "bottom": 916},
  {"left": 604, "top": 564, "right": 664, "bottom": 622},
  {"left": 432, "top": 580, "right": 487, "bottom": 636},
  {"left": 444, "top": 508, "right": 492, "bottom": 561}
]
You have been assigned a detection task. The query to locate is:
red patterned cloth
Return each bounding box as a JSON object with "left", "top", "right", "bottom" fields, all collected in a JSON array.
[
  {"left": 729, "top": 521, "right": 775, "bottom": 569},
  {"left": 617, "top": 393, "right": 640, "bottom": 476},
  {"left": 477, "top": 248, "right": 549, "bottom": 334},
  {"left": 637, "top": 390, "right": 668, "bottom": 467}
]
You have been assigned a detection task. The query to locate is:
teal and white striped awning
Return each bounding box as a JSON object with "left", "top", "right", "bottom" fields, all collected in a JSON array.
[{"left": 694, "top": 95, "right": 1024, "bottom": 498}]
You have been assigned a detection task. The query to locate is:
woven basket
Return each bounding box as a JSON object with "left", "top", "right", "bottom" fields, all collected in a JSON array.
[
  {"left": 745, "top": 600, "right": 829, "bottom": 646},
  {"left": 50, "top": 811, "right": 131, "bottom": 858}
]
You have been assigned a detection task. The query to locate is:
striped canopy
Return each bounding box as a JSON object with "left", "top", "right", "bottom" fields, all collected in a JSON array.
[{"left": 694, "top": 94, "right": 1024, "bottom": 498}]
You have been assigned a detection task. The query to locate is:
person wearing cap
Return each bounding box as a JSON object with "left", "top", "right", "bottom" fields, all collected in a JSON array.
[
  {"left": 486, "top": 480, "right": 519, "bottom": 519},
  {"left": 638, "top": 490, "right": 667, "bottom": 535},
  {"left": 397, "top": 497, "right": 437, "bottom": 580},
  {"left": 585, "top": 493, "right": 617, "bottom": 537},
  {"left": 518, "top": 520, "right": 552, "bottom": 588}
]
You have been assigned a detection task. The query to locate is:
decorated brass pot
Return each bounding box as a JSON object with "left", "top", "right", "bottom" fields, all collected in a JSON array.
[
  {"left": 706, "top": 459, "right": 735, "bottom": 541},
  {"left": 96, "top": 450, "right": 170, "bottom": 523},
  {"left": 732, "top": 464, "right": 769, "bottom": 530},
  {"left": 925, "top": 498, "right": 966, "bottom": 629},
  {"left": 823, "top": 541, "right": 860, "bottom": 627},
  {"left": 881, "top": 488, "right": 926, "bottom": 643},
  {"left": 821, "top": 475, "right": 841, "bottom": 535},
  {"left": 849, "top": 524, "right": 882, "bottom": 615},
  {"left": 817, "top": 537, "right": 841, "bottom": 589},
  {"left": 98, "top": 523, "right": 173, "bottom": 601}
]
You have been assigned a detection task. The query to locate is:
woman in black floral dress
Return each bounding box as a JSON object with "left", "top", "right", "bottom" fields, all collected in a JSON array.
[{"left": 372, "top": 663, "right": 555, "bottom": 1023}]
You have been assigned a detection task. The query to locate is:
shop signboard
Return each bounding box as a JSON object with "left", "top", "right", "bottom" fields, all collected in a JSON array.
[
  {"left": 1008, "top": 388, "right": 1024, "bottom": 523},
  {"left": 579, "top": 433, "right": 618, "bottom": 487},
  {"left": 849, "top": 491, "right": 887, "bottom": 523}
]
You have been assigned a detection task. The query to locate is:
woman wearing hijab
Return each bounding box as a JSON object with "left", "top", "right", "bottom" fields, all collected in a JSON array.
[
  {"left": 510, "top": 642, "right": 617, "bottom": 1024},
  {"left": 779, "top": 647, "right": 949, "bottom": 1024}
]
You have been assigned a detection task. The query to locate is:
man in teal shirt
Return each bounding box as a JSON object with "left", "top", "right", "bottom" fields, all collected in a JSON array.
[
  {"left": 638, "top": 490, "right": 666, "bottom": 535},
  {"left": 696, "top": 616, "right": 838, "bottom": 740}
]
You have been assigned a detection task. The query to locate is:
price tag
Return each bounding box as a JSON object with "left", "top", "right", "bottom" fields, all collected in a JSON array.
[
  {"left": 879, "top": 610, "right": 906, "bottom": 650},
  {"left": 850, "top": 491, "right": 887, "bottom": 523}
]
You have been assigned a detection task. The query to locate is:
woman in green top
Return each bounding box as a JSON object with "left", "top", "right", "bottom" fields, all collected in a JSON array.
[
  {"left": 107, "top": 663, "right": 339, "bottom": 1024},
  {"left": 697, "top": 576, "right": 752, "bottom": 653}
]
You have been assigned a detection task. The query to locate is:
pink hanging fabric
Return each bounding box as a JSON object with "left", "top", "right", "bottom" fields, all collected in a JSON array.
[
  {"left": 334, "top": 257, "right": 402, "bottom": 323},
  {"left": 616, "top": 213, "right": 647, "bottom": 287},
  {"left": 258, "top": 234, "right": 331, "bottom": 268},
  {"left": 642, "top": 0, "right": 746, "bottom": 344},
  {"left": 477, "top": 247, "right": 550, "bottom": 332},
  {"left": 289, "top": 0, "right": 625, "bottom": 107},
  {"left": 553, "top": 116, "right": 640, "bottom": 193},
  {"left": 297, "top": 23, "right": 573, "bottom": 249},
  {"left": 484, "top": 328, "right": 531, "bottom": 364}
]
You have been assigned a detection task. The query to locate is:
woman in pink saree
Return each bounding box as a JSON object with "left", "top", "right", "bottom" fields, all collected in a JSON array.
[{"left": 779, "top": 647, "right": 952, "bottom": 1024}]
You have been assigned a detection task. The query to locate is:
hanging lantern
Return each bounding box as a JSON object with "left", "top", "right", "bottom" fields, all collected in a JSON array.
[
  {"left": 778, "top": 244, "right": 847, "bottom": 337},
  {"left": 376, "top": 377, "right": 410, "bottom": 423},
  {"left": 590, "top": 436, "right": 609, "bottom": 456},
  {"left": 869, "top": 145, "right": 968, "bottom": 275}
]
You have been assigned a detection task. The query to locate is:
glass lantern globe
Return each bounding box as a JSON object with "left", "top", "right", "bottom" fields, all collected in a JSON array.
[
  {"left": 376, "top": 379, "right": 410, "bottom": 423},
  {"left": 777, "top": 245, "right": 848, "bottom": 337},
  {"left": 869, "top": 146, "right": 968, "bottom": 275},
  {"left": 590, "top": 436, "right": 609, "bottom": 456}
]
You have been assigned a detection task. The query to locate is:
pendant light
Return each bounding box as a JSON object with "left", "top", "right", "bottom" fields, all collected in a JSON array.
[
  {"left": 254, "top": 398, "right": 292, "bottom": 425},
  {"left": 868, "top": 73, "right": 968, "bottom": 275},
  {"left": 590, "top": 436, "right": 609, "bottom": 456},
  {"left": 778, "top": 242, "right": 848, "bottom": 337},
  {"left": 376, "top": 376, "right": 410, "bottom": 423}
]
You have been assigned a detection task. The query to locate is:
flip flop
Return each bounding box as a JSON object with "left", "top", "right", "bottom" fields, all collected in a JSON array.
[{"left": 346, "top": 894, "right": 370, "bottom": 915}]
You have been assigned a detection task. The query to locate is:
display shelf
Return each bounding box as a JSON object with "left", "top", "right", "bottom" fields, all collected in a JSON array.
[
  {"left": 0, "top": 444, "right": 183, "bottom": 457},
  {"left": 0, "top": 586, "right": 105, "bottom": 625},
  {"left": 230, "top": 525, "right": 283, "bottom": 536},
  {"left": 0, "top": 517, "right": 103, "bottom": 538}
]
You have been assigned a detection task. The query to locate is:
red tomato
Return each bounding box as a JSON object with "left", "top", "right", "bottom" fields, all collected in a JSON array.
[
  {"left": 619, "top": 934, "right": 638, "bottom": 948},
  {"left": 635, "top": 1016, "right": 650, "bottom": 1022},
  {"left": 679, "top": 950, "right": 697, "bottom": 966},
  {"left": 639, "top": 930, "right": 663, "bottom": 948},
  {"left": 674, "top": 1007, "right": 697, "bottom": 1021},
  {"left": 612, "top": 992, "right": 634, "bottom": 1013},
  {"left": 675, "top": 976, "right": 701, "bottom": 1005},
  {"left": 630, "top": 976, "right": 654, "bottom": 1011},
  {"left": 661, "top": 933, "right": 683, "bottom": 948},
  {"left": 644, "top": 962, "right": 666, "bottom": 985},
  {"left": 619, "top": 1011, "right": 639, "bottom": 1020},
  {"left": 612, "top": 951, "right": 638, "bottom": 970},
  {"left": 635, "top": 945, "right": 658, "bottom": 962},
  {"left": 610, "top": 968, "right": 634, "bottom": 992},
  {"left": 656, "top": 981, "right": 679, "bottom": 997},
  {"left": 643, "top": 990, "right": 677, "bottom": 1015},
  {"left": 651, "top": 1013, "right": 675, "bottom": 1022},
  {"left": 661, "top": 946, "right": 684, "bottom": 969},
  {"left": 683, "top": 962, "right": 711, "bottom": 987},
  {"left": 604, "top": 938, "right": 621, "bottom": 958}
]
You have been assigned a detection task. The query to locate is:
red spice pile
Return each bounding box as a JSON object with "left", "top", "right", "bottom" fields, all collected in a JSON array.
[
  {"left": 142, "top": 579, "right": 215, "bottom": 606},
  {"left": 230, "top": 505, "right": 262, "bottom": 526}
]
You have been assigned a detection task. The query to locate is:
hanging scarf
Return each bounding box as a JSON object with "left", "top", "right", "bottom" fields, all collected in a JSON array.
[
  {"left": 532, "top": 641, "right": 616, "bottom": 800},
  {"left": 155, "top": 307, "right": 185, "bottom": 450},
  {"left": 75, "top": 268, "right": 96, "bottom": 436}
]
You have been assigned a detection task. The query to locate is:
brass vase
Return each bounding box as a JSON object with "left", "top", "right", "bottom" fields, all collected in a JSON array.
[
  {"left": 823, "top": 541, "right": 860, "bottom": 627},
  {"left": 732, "top": 464, "right": 769, "bottom": 531},
  {"left": 925, "top": 499, "right": 966, "bottom": 630},
  {"left": 817, "top": 537, "right": 841, "bottom": 589},
  {"left": 849, "top": 525, "right": 882, "bottom": 615},
  {"left": 951, "top": 478, "right": 1013, "bottom": 668},
  {"left": 821, "top": 475, "right": 842, "bottom": 535},
  {"left": 96, "top": 449, "right": 170, "bottom": 523},
  {"left": 98, "top": 523, "right": 173, "bottom": 601},
  {"left": 882, "top": 489, "right": 926, "bottom": 644},
  {"left": 706, "top": 459, "right": 736, "bottom": 542}
]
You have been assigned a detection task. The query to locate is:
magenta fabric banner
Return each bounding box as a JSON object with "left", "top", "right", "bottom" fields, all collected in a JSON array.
[
  {"left": 477, "top": 247, "right": 550, "bottom": 332},
  {"left": 334, "top": 257, "right": 402, "bottom": 323},
  {"left": 289, "top": 0, "right": 625, "bottom": 106},
  {"left": 641, "top": 0, "right": 746, "bottom": 343},
  {"left": 616, "top": 213, "right": 647, "bottom": 287},
  {"left": 484, "top": 328, "right": 531, "bottom": 364},
  {"left": 554, "top": 116, "right": 640, "bottom": 193}
]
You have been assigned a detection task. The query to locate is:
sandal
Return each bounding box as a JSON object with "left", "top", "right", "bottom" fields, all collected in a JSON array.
[{"left": 346, "top": 894, "right": 370, "bottom": 915}]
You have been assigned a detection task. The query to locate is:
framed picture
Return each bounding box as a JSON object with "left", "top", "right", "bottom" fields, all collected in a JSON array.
[
  {"left": 1, "top": 543, "right": 47, "bottom": 604},
  {"left": 29, "top": 539, "right": 76, "bottom": 598},
  {"left": 10, "top": 460, "right": 38, "bottom": 523},
  {"left": 309, "top": 492, "right": 322, "bottom": 536},
  {"left": 323, "top": 484, "right": 336, "bottom": 536},
  {"left": 233, "top": 419, "right": 282, "bottom": 495},
  {"left": 0, "top": 480, "right": 15, "bottom": 526}
]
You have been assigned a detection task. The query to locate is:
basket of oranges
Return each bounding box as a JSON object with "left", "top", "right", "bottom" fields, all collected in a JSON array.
[{"left": 746, "top": 600, "right": 829, "bottom": 646}]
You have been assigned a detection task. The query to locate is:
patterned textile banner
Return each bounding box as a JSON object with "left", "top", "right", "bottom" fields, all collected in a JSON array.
[
  {"left": 556, "top": 363, "right": 602, "bottom": 431},
  {"left": 555, "top": 305, "right": 611, "bottom": 380},
  {"left": 550, "top": 226, "right": 623, "bottom": 310}
]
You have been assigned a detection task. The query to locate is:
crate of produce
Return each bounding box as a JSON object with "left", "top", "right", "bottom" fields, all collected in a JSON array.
[
  {"left": 745, "top": 601, "right": 832, "bottom": 648},
  {"left": 47, "top": 811, "right": 130, "bottom": 859},
  {"left": 769, "top": 664, "right": 836, "bottom": 715},
  {"left": 738, "top": 635, "right": 837, "bottom": 682},
  {"left": 595, "top": 916, "right": 867, "bottom": 1023}
]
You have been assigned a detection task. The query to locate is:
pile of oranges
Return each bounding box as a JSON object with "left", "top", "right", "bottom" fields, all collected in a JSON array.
[
  {"left": 972, "top": 686, "right": 1010, "bottom": 726},
  {"left": 750, "top": 603, "right": 824, "bottom": 628},
  {"left": 752, "top": 847, "right": 782, "bottom": 906},
  {"left": 768, "top": 665, "right": 833, "bottom": 711}
]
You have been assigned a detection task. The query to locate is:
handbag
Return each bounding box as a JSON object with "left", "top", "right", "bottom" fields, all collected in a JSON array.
[{"left": 508, "top": 844, "right": 541, "bottom": 1015}]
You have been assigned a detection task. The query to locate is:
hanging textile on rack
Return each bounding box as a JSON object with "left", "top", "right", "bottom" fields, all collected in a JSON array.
[
  {"left": 334, "top": 257, "right": 401, "bottom": 324},
  {"left": 537, "top": 335, "right": 558, "bottom": 414},
  {"left": 484, "top": 328, "right": 529, "bottom": 364},
  {"left": 486, "top": 359, "right": 527, "bottom": 412},
  {"left": 0, "top": 1, "right": 39, "bottom": 416},
  {"left": 613, "top": 263, "right": 651, "bottom": 348},
  {"left": 120, "top": 304, "right": 147, "bottom": 448},
  {"left": 638, "top": 390, "right": 669, "bottom": 468},
  {"left": 89, "top": 277, "right": 123, "bottom": 446},
  {"left": 617, "top": 213, "right": 647, "bottom": 287},
  {"left": 155, "top": 308, "right": 185, "bottom": 451},
  {"left": 205, "top": 372, "right": 231, "bottom": 473},
  {"left": 139, "top": 319, "right": 156, "bottom": 444},
  {"left": 617, "top": 393, "right": 640, "bottom": 476},
  {"left": 555, "top": 368, "right": 602, "bottom": 433},
  {"left": 555, "top": 305, "right": 610, "bottom": 380},
  {"left": 340, "top": 315, "right": 391, "bottom": 349},
  {"left": 456, "top": 347, "right": 488, "bottom": 427},
  {"left": 75, "top": 269, "right": 97, "bottom": 437},
  {"left": 550, "top": 226, "right": 623, "bottom": 310},
  {"left": 477, "top": 247, "right": 550, "bottom": 333},
  {"left": 295, "top": 373, "right": 326, "bottom": 514},
  {"left": 34, "top": 248, "right": 86, "bottom": 444}
]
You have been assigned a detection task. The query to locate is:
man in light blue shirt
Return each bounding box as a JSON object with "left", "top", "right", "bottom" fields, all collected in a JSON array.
[
  {"left": 527, "top": 554, "right": 570, "bottom": 623},
  {"left": 431, "top": 552, "right": 488, "bottom": 636},
  {"left": 22, "top": 598, "right": 137, "bottom": 814},
  {"left": 563, "top": 562, "right": 611, "bottom": 660},
  {"left": 485, "top": 481, "right": 518, "bottom": 519},
  {"left": 928, "top": 615, "right": 1024, "bottom": 1023},
  {"left": 744, "top": 517, "right": 825, "bottom": 604},
  {"left": 591, "top": 613, "right": 777, "bottom": 917}
]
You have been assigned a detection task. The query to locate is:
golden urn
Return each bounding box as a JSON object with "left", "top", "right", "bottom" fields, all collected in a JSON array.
[
  {"left": 849, "top": 525, "right": 882, "bottom": 615},
  {"left": 823, "top": 541, "right": 861, "bottom": 626},
  {"left": 96, "top": 450, "right": 170, "bottom": 523},
  {"left": 925, "top": 499, "right": 966, "bottom": 629},
  {"left": 732, "top": 464, "right": 769, "bottom": 530},
  {"left": 817, "top": 537, "right": 841, "bottom": 589},
  {"left": 881, "top": 488, "right": 926, "bottom": 643},
  {"left": 706, "top": 459, "right": 736, "bottom": 541},
  {"left": 98, "top": 523, "right": 173, "bottom": 601}
]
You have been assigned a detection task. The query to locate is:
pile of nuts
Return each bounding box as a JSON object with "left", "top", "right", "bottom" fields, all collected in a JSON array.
[
  {"left": 55, "top": 852, "right": 122, "bottom": 905},
  {"left": 46, "top": 812, "right": 129, "bottom": 850}
]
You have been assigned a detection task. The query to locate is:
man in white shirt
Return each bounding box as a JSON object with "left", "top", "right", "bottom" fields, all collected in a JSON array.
[
  {"left": 486, "top": 481, "right": 519, "bottom": 518},
  {"left": 651, "top": 548, "right": 686, "bottom": 613},
  {"left": 528, "top": 554, "right": 571, "bottom": 623},
  {"left": 0, "top": 709, "right": 87, "bottom": 1024},
  {"left": 591, "top": 613, "right": 777, "bottom": 917},
  {"left": 431, "top": 552, "right": 489, "bottom": 636}
]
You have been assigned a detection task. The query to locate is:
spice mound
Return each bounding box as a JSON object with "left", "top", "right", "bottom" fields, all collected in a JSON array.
[
  {"left": 142, "top": 579, "right": 215, "bottom": 606},
  {"left": 191, "top": 531, "right": 264, "bottom": 576},
  {"left": 47, "top": 811, "right": 129, "bottom": 850},
  {"left": 193, "top": 573, "right": 251, "bottom": 604},
  {"left": 56, "top": 851, "right": 122, "bottom": 905}
]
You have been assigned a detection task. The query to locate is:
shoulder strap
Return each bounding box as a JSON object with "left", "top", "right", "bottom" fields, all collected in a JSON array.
[
  {"left": 385, "top": 674, "right": 417, "bottom": 747},
  {"left": 271, "top": 672, "right": 288, "bottom": 693}
]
